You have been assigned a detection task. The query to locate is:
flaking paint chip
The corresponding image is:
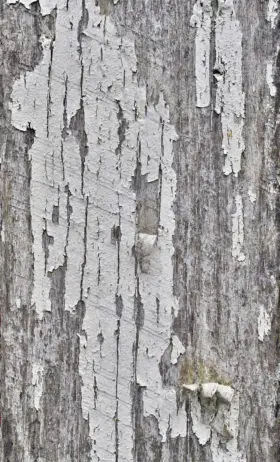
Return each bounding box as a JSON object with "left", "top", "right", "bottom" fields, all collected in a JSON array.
[{"left": 182, "top": 382, "right": 234, "bottom": 405}]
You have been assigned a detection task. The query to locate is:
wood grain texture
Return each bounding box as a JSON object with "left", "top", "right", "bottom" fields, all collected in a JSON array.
[{"left": 0, "top": 0, "right": 279, "bottom": 461}]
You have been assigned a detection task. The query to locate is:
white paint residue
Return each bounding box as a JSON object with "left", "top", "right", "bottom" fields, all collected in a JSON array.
[
  {"left": 9, "top": 4, "right": 89, "bottom": 459},
  {"left": 215, "top": 0, "right": 245, "bottom": 176},
  {"left": 9, "top": 1, "right": 183, "bottom": 459},
  {"left": 187, "top": 388, "right": 211, "bottom": 445},
  {"left": 184, "top": 385, "right": 244, "bottom": 460},
  {"left": 248, "top": 189, "right": 256, "bottom": 204},
  {"left": 276, "top": 363, "right": 280, "bottom": 381},
  {"left": 267, "top": 0, "right": 278, "bottom": 28},
  {"left": 135, "top": 233, "right": 157, "bottom": 273},
  {"left": 216, "top": 384, "right": 235, "bottom": 404},
  {"left": 79, "top": 5, "right": 183, "bottom": 458},
  {"left": 32, "top": 364, "right": 44, "bottom": 410},
  {"left": 64, "top": 195, "right": 85, "bottom": 312},
  {"left": 10, "top": 7, "right": 82, "bottom": 318},
  {"left": 137, "top": 95, "right": 186, "bottom": 442},
  {"left": 78, "top": 10, "right": 137, "bottom": 460},
  {"left": 267, "top": 59, "right": 278, "bottom": 97},
  {"left": 171, "top": 335, "right": 186, "bottom": 365},
  {"left": 77, "top": 332, "right": 87, "bottom": 349},
  {"left": 7, "top": 0, "right": 59, "bottom": 15},
  {"left": 183, "top": 382, "right": 235, "bottom": 403},
  {"left": 211, "top": 393, "right": 245, "bottom": 461},
  {"left": 182, "top": 383, "right": 199, "bottom": 392},
  {"left": 1, "top": 223, "right": 4, "bottom": 243},
  {"left": 266, "top": 62, "right": 277, "bottom": 97},
  {"left": 190, "top": 0, "right": 212, "bottom": 107},
  {"left": 232, "top": 195, "right": 246, "bottom": 262},
  {"left": 200, "top": 382, "right": 218, "bottom": 399},
  {"left": 258, "top": 305, "right": 271, "bottom": 342}
]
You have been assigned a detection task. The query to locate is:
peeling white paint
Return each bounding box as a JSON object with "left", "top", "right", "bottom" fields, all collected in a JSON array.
[
  {"left": 184, "top": 385, "right": 244, "bottom": 460},
  {"left": 191, "top": 396, "right": 211, "bottom": 445},
  {"left": 267, "top": 0, "right": 278, "bottom": 29},
  {"left": 135, "top": 97, "right": 185, "bottom": 441},
  {"left": 32, "top": 364, "right": 44, "bottom": 411},
  {"left": 9, "top": 0, "right": 186, "bottom": 458},
  {"left": 7, "top": 0, "right": 57, "bottom": 15},
  {"left": 7, "top": 0, "right": 246, "bottom": 454},
  {"left": 216, "top": 384, "right": 235, "bottom": 404},
  {"left": 266, "top": 62, "right": 277, "bottom": 97},
  {"left": 183, "top": 382, "right": 234, "bottom": 404},
  {"left": 11, "top": 38, "right": 52, "bottom": 316},
  {"left": 211, "top": 393, "right": 245, "bottom": 461},
  {"left": 258, "top": 305, "right": 271, "bottom": 342},
  {"left": 80, "top": 9, "right": 182, "bottom": 450},
  {"left": 248, "top": 189, "right": 256, "bottom": 204},
  {"left": 182, "top": 383, "right": 199, "bottom": 392},
  {"left": 1, "top": 223, "right": 5, "bottom": 243},
  {"left": 135, "top": 233, "right": 157, "bottom": 273},
  {"left": 190, "top": 0, "right": 212, "bottom": 108},
  {"left": 10, "top": 4, "right": 82, "bottom": 318},
  {"left": 77, "top": 332, "right": 87, "bottom": 349},
  {"left": 79, "top": 7, "right": 178, "bottom": 457},
  {"left": 3, "top": 0, "right": 277, "bottom": 460},
  {"left": 232, "top": 195, "right": 246, "bottom": 262},
  {"left": 215, "top": 0, "right": 245, "bottom": 176},
  {"left": 170, "top": 334, "right": 185, "bottom": 365},
  {"left": 200, "top": 381, "right": 218, "bottom": 399},
  {"left": 276, "top": 363, "right": 280, "bottom": 381}
]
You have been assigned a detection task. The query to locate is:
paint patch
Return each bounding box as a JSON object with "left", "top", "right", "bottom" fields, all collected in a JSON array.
[
  {"left": 248, "top": 189, "right": 256, "bottom": 204},
  {"left": 7, "top": 0, "right": 57, "bottom": 15},
  {"left": 190, "top": 0, "right": 212, "bottom": 108},
  {"left": 135, "top": 233, "right": 157, "bottom": 273},
  {"left": 258, "top": 305, "right": 271, "bottom": 342},
  {"left": 32, "top": 364, "right": 44, "bottom": 411},
  {"left": 232, "top": 195, "right": 246, "bottom": 262},
  {"left": 266, "top": 62, "right": 277, "bottom": 97},
  {"left": 183, "top": 382, "right": 234, "bottom": 403},
  {"left": 10, "top": 7, "right": 83, "bottom": 318},
  {"left": 9, "top": 0, "right": 182, "bottom": 458},
  {"left": 215, "top": 0, "right": 245, "bottom": 176},
  {"left": 183, "top": 384, "right": 244, "bottom": 460},
  {"left": 1, "top": 223, "right": 5, "bottom": 243},
  {"left": 170, "top": 335, "right": 185, "bottom": 365},
  {"left": 267, "top": 0, "right": 278, "bottom": 29}
]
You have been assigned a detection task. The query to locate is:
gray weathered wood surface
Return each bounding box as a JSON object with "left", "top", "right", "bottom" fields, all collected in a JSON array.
[{"left": 1, "top": 0, "right": 280, "bottom": 460}]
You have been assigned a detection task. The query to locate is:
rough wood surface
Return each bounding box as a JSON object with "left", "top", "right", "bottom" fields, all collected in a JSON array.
[{"left": 0, "top": 0, "right": 280, "bottom": 460}]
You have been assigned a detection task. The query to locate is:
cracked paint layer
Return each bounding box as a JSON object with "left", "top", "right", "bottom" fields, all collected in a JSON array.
[
  {"left": 4, "top": 0, "right": 280, "bottom": 459},
  {"left": 232, "top": 195, "right": 245, "bottom": 262},
  {"left": 7, "top": 0, "right": 57, "bottom": 15},
  {"left": 9, "top": 1, "right": 183, "bottom": 460},
  {"left": 10, "top": 2, "right": 83, "bottom": 318},
  {"left": 190, "top": 0, "right": 212, "bottom": 108},
  {"left": 215, "top": 0, "right": 245, "bottom": 176},
  {"left": 184, "top": 385, "right": 244, "bottom": 461},
  {"left": 267, "top": 61, "right": 277, "bottom": 97},
  {"left": 258, "top": 305, "right": 271, "bottom": 342},
  {"left": 267, "top": 0, "right": 278, "bottom": 29},
  {"left": 31, "top": 364, "right": 44, "bottom": 411},
  {"left": 248, "top": 188, "right": 256, "bottom": 204}
]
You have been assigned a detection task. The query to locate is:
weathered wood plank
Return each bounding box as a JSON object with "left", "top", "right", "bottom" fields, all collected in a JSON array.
[{"left": 0, "top": 0, "right": 280, "bottom": 460}]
